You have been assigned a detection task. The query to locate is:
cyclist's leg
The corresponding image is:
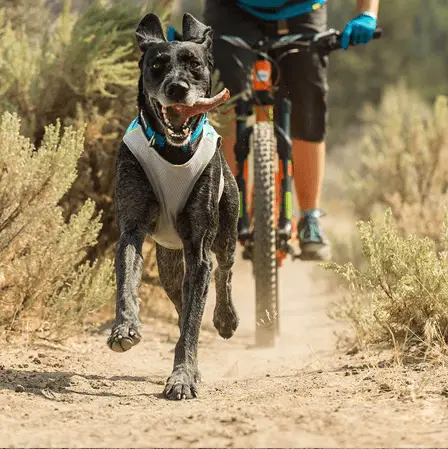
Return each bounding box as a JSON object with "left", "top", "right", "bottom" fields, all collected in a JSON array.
[
  {"left": 203, "top": 0, "right": 262, "bottom": 174},
  {"left": 273, "top": 4, "right": 331, "bottom": 260}
]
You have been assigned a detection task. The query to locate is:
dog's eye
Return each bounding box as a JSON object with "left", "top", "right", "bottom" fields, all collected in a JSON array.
[
  {"left": 190, "top": 60, "right": 200, "bottom": 70},
  {"left": 151, "top": 61, "right": 163, "bottom": 71}
]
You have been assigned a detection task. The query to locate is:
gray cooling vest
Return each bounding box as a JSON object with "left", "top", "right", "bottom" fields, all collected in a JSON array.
[{"left": 123, "top": 119, "right": 224, "bottom": 249}]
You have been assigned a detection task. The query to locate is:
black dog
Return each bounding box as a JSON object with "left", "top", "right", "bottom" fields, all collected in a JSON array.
[{"left": 107, "top": 12, "right": 239, "bottom": 400}]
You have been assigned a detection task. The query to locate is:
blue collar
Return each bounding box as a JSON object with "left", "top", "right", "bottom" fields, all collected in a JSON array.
[{"left": 139, "top": 111, "right": 207, "bottom": 151}]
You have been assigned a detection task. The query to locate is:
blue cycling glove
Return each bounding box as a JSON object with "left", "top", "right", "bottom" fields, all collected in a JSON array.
[
  {"left": 341, "top": 13, "right": 377, "bottom": 50},
  {"left": 166, "top": 25, "right": 176, "bottom": 42}
]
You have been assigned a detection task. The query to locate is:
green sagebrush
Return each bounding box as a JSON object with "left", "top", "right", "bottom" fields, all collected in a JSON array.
[
  {"left": 349, "top": 85, "right": 448, "bottom": 247},
  {"left": 0, "top": 112, "right": 115, "bottom": 341},
  {"left": 325, "top": 209, "right": 448, "bottom": 356}
]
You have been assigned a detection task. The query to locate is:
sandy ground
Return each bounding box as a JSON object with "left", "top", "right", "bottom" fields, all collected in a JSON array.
[{"left": 1, "top": 245, "right": 448, "bottom": 447}]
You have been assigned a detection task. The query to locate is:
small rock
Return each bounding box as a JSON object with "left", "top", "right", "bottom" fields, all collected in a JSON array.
[
  {"left": 32, "top": 358, "right": 41, "bottom": 365},
  {"left": 15, "top": 384, "right": 25, "bottom": 393},
  {"left": 346, "top": 346, "right": 359, "bottom": 356},
  {"left": 379, "top": 383, "right": 392, "bottom": 392},
  {"left": 266, "top": 373, "right": 271, "bottom": 377}
]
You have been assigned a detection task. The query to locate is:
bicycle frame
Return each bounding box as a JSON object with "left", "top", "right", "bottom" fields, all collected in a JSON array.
[{"left": 234, "top": 40, "right": 295, "bottom": 266}]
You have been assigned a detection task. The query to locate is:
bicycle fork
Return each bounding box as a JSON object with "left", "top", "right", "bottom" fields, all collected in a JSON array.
[
  {"left": 234, "top": 97, "right": 295, "bottom": 260},
  {"left": 276, "top": 98, "right": 294, "bottom": 254}
]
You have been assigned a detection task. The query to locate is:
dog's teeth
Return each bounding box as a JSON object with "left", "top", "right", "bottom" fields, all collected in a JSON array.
[
  {"left": 162, "top": 106, "right": 167, "bottom": 113},
  {"left": 183, "top": 128, "right": 189, "bottom": 135},
  {"left": 167, "top": 128, "right": 174, "bottom": 135}
]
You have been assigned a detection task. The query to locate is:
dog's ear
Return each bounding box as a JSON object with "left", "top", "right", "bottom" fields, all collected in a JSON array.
[
  {"left": 136, "top": 14, "right": 166, "bottom": 52},
  {"left": 182, "top": 13, "right": 213, "bottom": 49}
]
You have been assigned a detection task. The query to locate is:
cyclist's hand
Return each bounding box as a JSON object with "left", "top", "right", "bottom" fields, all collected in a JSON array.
[{"left": 341, "top": 13, "right": 377, "bottom": 50}]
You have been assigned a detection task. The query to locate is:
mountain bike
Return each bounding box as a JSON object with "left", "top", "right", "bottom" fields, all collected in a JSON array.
[{"left": 167, "top": 25, "right": 382, "bottom": 348}]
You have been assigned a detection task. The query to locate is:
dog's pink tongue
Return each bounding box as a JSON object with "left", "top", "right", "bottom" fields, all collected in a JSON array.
[{"left": 169, "top": 88, "right": 230, "bottom": 122}]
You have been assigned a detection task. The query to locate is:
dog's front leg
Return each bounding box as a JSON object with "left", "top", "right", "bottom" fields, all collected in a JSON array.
[
  {"left": 163, "top": 239, "right": 212, "bottom": 400},
  {"left": 107, "top": 229, "right": 145, "bottom": 352},
  {"left": 108, "top": 143, "right": 159, "bottom": 353}
]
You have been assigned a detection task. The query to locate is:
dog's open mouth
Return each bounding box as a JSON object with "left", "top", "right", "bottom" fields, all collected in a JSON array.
[{"left": 156, "top": 88, "right": 230, "bottom": 145}]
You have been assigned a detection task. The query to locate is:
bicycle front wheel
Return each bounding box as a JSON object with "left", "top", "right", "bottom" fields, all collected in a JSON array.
[{"left": 253, "top": 122, "right": 278, "bottom": 347}]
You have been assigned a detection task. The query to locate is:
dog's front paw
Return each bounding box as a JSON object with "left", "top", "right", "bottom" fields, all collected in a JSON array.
[
  {"left": 164, "top": 368, "right": 197, "bottom": 400},
  {"left": 107, "top": 322, "right": 141, "bottom": 353},
  {"left": 213, "top": 303, "right": 239, "bottom": 339}
]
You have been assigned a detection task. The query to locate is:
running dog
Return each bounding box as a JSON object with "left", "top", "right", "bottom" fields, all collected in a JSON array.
[{"left": 107, "top": 12, "right": 239, "bottom": 400}]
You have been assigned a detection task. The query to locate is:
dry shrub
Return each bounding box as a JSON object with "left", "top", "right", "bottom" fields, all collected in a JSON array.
[
  {"left": 0, "top": 112, "right": 115, "bottom": 341},
  {"left": 0, "top": 0, "right": 174, "bottom": 257},
  {"left": 324, "top": 84, "right": 448, "bottom": 277},
  {"left": 323, "top": 86, "right": 448, "bottom": 361},
  {"left": 349, "top": 84, "right": 448, "bottom": 246},
  {"left": 0, "top": 0, "right": 51, "bottom": 39},
  {"left": 325, "top": 209, "right": 448, "bottom": 358}
]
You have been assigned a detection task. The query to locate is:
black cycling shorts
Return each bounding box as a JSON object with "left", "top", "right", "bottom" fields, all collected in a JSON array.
[{"left": 204, "top": 1, "right": 328, "bottom": 142}]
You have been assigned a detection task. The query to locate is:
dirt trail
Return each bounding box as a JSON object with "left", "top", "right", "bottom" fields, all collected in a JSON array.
[{"left": 1, "top": 247, "right": 448, "bottom": 447}]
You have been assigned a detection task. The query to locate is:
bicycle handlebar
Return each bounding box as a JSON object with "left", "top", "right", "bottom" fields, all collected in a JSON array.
[
  {"left": 166, "top": 25, "right": 382, "bottom": 55},
  {"left": 220, "top": 27, "right": 382, "bottom": 54}
]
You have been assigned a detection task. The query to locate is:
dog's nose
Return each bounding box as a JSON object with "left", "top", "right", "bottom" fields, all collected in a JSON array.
[{"left": 165, "top": 81, "right": 189, "bottom": 102}]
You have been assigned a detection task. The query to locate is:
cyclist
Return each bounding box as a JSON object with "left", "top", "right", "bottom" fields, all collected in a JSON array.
[{"left": 203, "top": 0, "right": 380, "bottom": 261}]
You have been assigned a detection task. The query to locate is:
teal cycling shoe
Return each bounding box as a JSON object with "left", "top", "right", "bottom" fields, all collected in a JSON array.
[{"left": 298, "top": 210, "right": 331, "bottom": 261}]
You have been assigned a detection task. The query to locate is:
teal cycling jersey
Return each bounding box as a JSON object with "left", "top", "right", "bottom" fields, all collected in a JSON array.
[{"left": 237, "top": 0, "right": 327, "bottom": 20}]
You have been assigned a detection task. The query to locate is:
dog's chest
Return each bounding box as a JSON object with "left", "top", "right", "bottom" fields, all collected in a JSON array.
[{"left": 123, "top": 120, "right": 223, "bottom": 249}]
